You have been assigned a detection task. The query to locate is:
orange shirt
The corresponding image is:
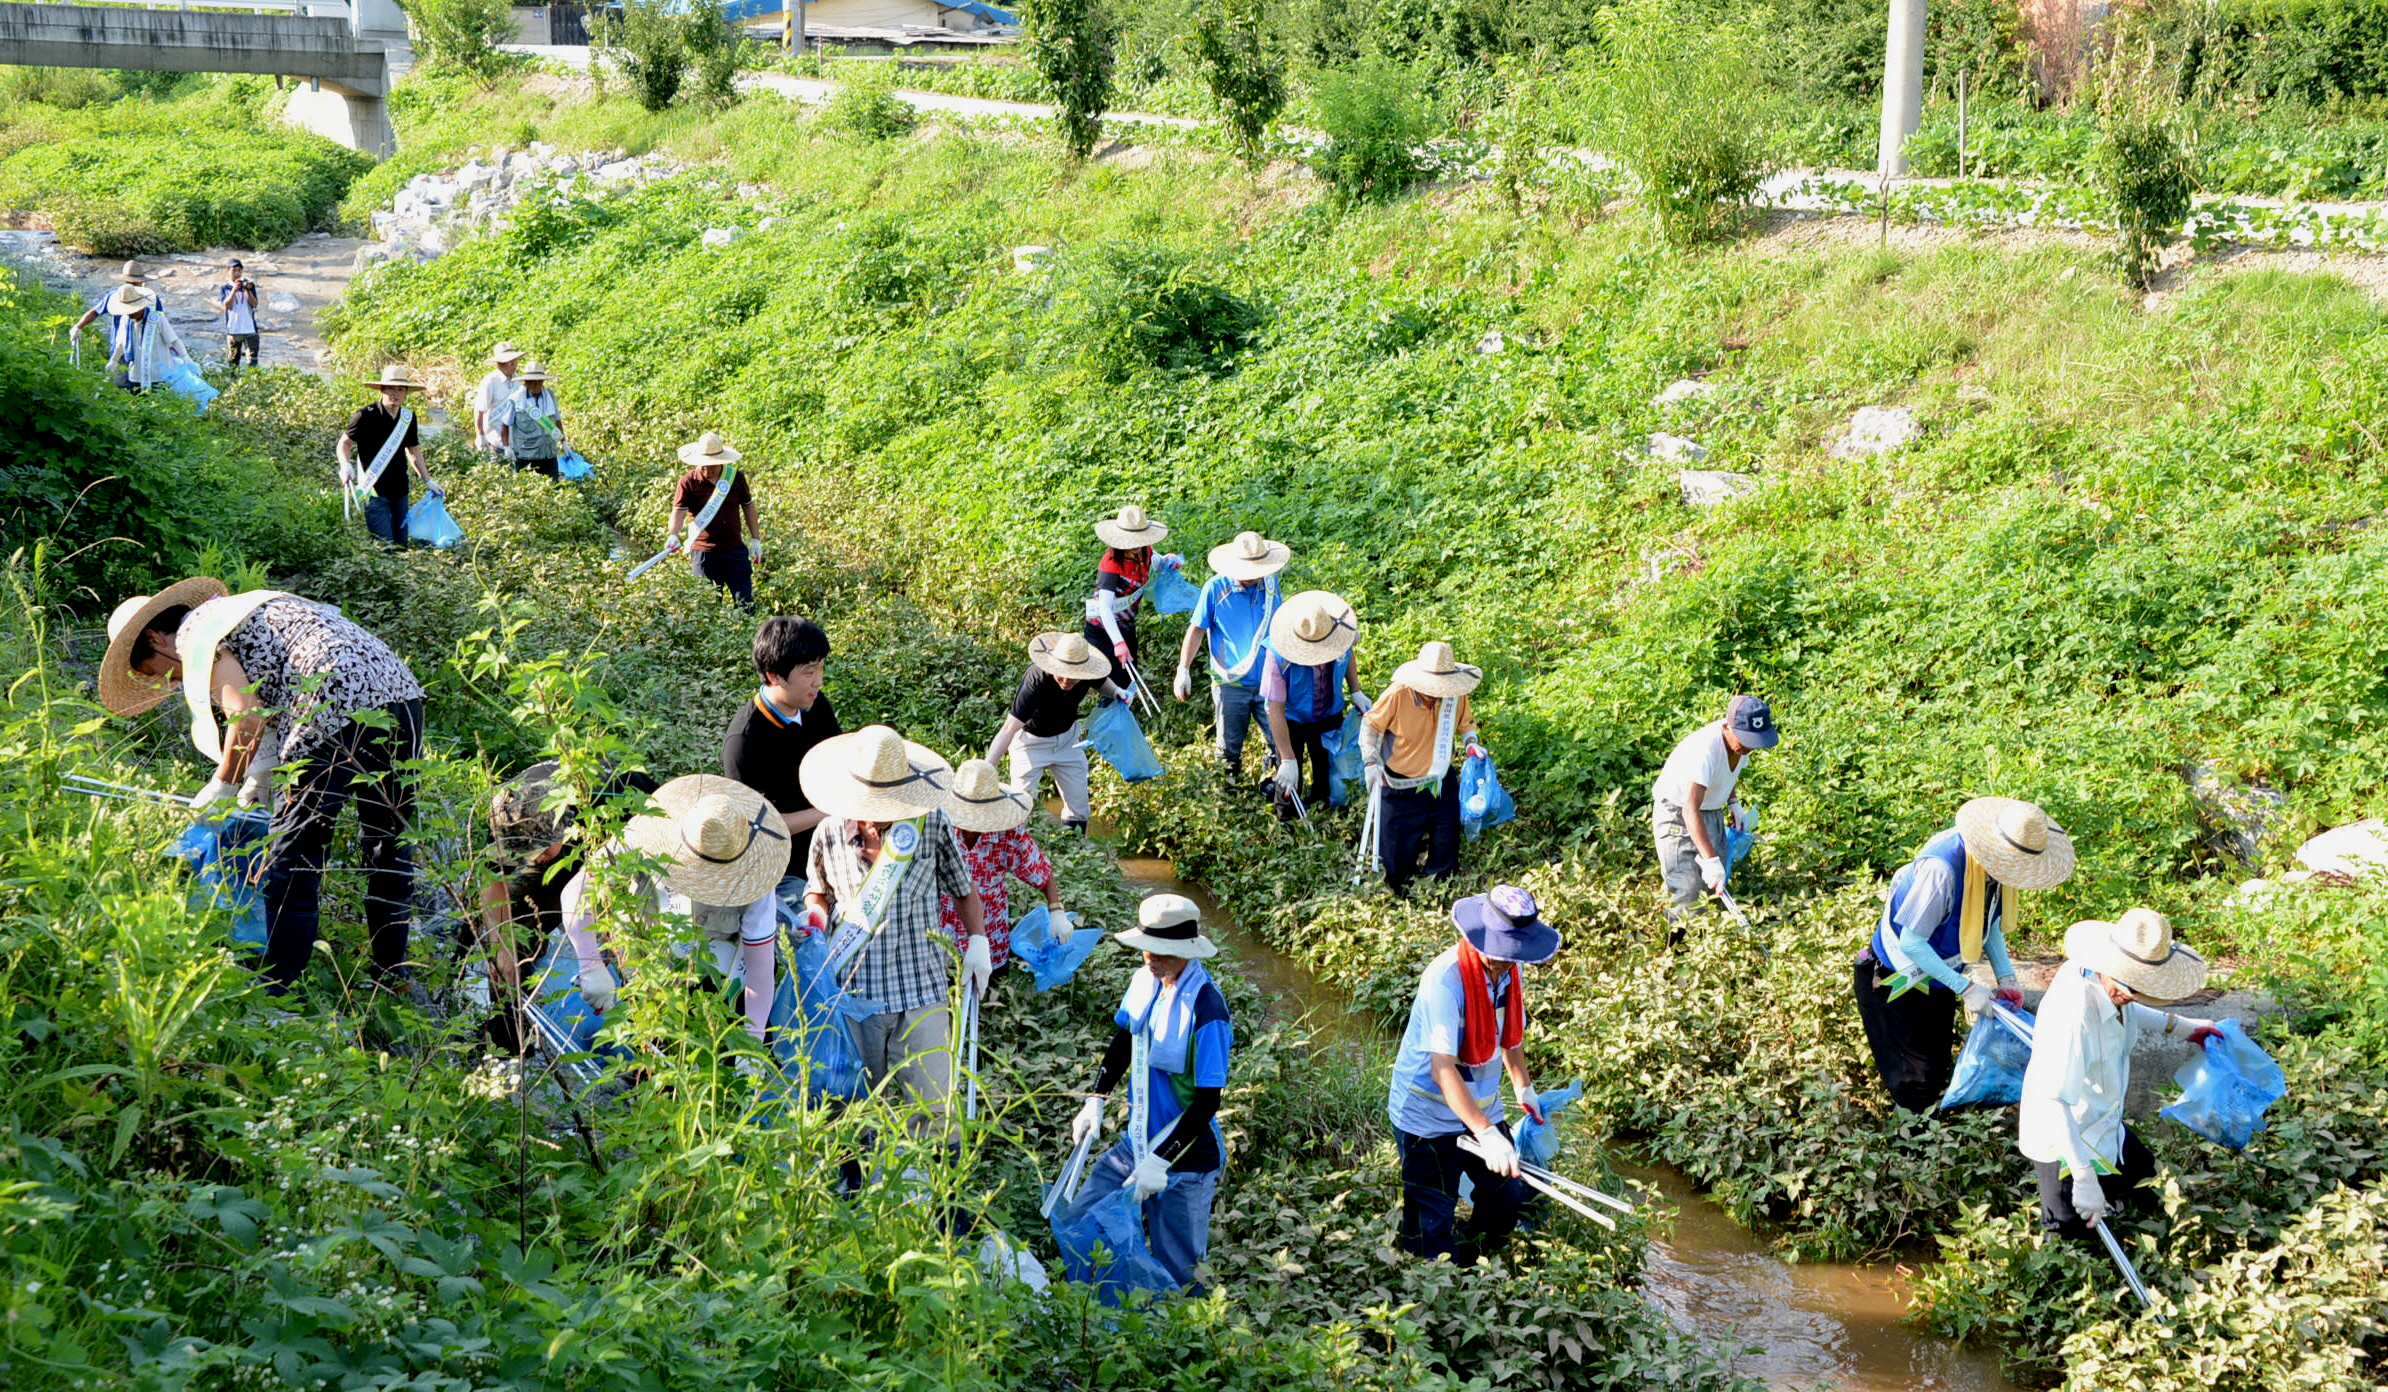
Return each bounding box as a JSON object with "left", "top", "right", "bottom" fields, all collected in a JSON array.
[{"left": 1363, "top": 684, "right": 1474, "bottom": 779}]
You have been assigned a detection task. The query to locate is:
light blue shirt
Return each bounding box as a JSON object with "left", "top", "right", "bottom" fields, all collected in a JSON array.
[
  {"left": 1386, "top": 945, "right": 1515, "bottom": 1138},
  {"left": 1884, "top": 855, "right": 2019, "bottom": 994},
  {"left": 1189, "top": 575, "right": 1278, "bottom": 688}
]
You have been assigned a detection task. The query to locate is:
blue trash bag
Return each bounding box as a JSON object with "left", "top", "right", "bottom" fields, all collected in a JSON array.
[
  {"left": 1051, "top": 1181, "right": 1181, "bottom": 1304},
  {"left": 557, "top": 449, "right": 594, "bottom": 480},
  {"left": 520, "top": 929, "right": 625, "bottom": 1074},
  {"left": 405, "top": 493, "right": 466, "bottom": 548},
  {"left": 783, "top": 913, "right": 883, "bottom": 1100},
  {"left": 1723, "top": 823, "right": 1757, "bottom": 886},
  {"left": 1938, "top": 1008, "right": 2036, "bottom": 1111},
  {"left": 1516, "top": 1079, "right": 1584, "bottom": 1169},
  {"left": 1009, "top": 906, "right": 1103, "bottom": 992},
  {"left": 171, "top": 809, "right": 270, "bottom": 954},
  {"left": 1146, "top": 557, "right": 1199, "bottom": 616},
  {"left": 1321, "top": 707, "right": 1365, "bottom": 807},
  {"left": 1458, "top": 751, "right": 1517, "bottom": 839},
  {"left": 1085, "top": 698, "right": 1165, "bottom": 782},
  {"left": 2162, "top": 1019, "right": 2287, "bottom": 1150},
  {"left": 160, "top": 359, "right": 219, "bottom": 414}
]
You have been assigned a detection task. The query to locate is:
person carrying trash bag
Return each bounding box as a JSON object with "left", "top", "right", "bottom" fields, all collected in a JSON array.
[
  {"left": 1261, "top": 590, "right": 1366, "bottom": 823},
  {"left": 1083, "top": 506, "right": 1179, "bottom": 686},
  {"left": 939, "top": 759, "right": 1070, "bottom": 975},
  {"left": 1055, "top": 893, "right": 1234, "bottom": 1293},
  {"left": 1360, "top": 642, "right": 1482, "bottom": 896},
  {"left": 986, "top": 633, "right": 1129, "bottom": 834},
  {"left": 495, "top": 362, "right": 567, "bottom": 479},
  {"left": 1174, "top": 531, "right": 1290, "bottom": 782},
  {"left": 1856, "top": 797, "right": 2073, "bottom": 1112},
  {"left": 336, "top": 365, "right": 442, "bottom": 551},
  {"left": 102, "top": 579, "right": 428, "bottom": 1001},
  {"left": 799, "top": 727, "right": 987, "bottom": 1133},
  {"left": 69, "top": 261, "right": 194, "bottom": 392},
  {"left": 1388, "top": 884, "right": 1560, "bottom": 1265},
  {"left": 1651, "top": 695, "right": 1779, "bottom": 940},
  {"left": 2020, "top": 909, "right": 2221, "bottom": 1241},
  {"left": 666, "top": 432, "right": 764, "bottom": 608}
]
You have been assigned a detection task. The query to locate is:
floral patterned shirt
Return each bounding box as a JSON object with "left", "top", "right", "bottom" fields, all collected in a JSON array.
[
  {"left": 940, "top": 826, "right": 1054, "bottom": 969},
  {"left": 190, "top": 596, "right": 423, "bottom": 766}
]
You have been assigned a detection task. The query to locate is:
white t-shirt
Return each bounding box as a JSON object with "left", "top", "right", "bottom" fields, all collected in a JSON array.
[
  {"left": 221, "top": 282, "right": 257, "bottom": 335},
  {"left": 474, "top": 369, "right": 519, "bottom": 444},
  {"left": 1652, "top": 720, "right": 1745, "bottom": 811}
]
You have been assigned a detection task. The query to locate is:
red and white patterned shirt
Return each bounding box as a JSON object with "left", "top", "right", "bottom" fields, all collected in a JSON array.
[{"left": 940, "top": 826, "right": 1054, "bottom": 969}]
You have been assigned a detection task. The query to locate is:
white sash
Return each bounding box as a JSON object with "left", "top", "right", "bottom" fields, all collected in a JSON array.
[
  {"left": 112, "top": 311, "right": 161, "bottom": 383},
  {"left": 514, "top": 395, "right": 563, "bottom": 454},
  {"left": 349, "top": 407, "right": 413, "bottom": 502},
  {"left": 1208, "top": 574, "right": 1280, "bottom": 684},
  {"left": 846, "top": 815, "right": 925, "bottom": 938},
  {"left": 1082, "top": 571, "right": 1147, "bottom": 625},
  {"left": 1384, "top": 695, "right": 1459, "bottom": 792},
  {"left": 1127, "top": 1020, "right": 1184, "bottom": 1174},
  {"left": 686, "top": 465, "right": 741, "bottom": 537}
]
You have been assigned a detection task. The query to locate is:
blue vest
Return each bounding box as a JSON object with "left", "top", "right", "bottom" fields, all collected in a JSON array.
[
  {"left": 1871, "top": 828, "right": 1994, "bottom": 990},
  {"left": 1276, "top": 651, "right": 1349, "bottom": 725}
]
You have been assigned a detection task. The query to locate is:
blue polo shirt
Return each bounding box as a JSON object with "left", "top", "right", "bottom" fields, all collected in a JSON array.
[
  {"left": 1190, "top": 576, "right": 1279, "bottom": 689},
  {"left": 1386, "top": 945, "right": 1518, "bottom": 1138}
]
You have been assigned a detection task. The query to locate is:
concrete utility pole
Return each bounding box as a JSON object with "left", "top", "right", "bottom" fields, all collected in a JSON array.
[{"left": 1877, "top": 0, "right": 1925, "bottom": 177}]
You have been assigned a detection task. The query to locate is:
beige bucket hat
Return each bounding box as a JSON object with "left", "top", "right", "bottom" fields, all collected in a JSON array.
[
  {"left": 1114, "top": 892, "right": 1218, "bottom": 959},
  {"left": 944, "top": 758, "right": 1032, "bottom": 834},
  {"left": 365, "top": 364, "right": 424, "bottom": 390},
  {"left": 118, "top": 260, "right": 148, "bottom": 285},
  {"left": 1954, "top": 796, "right": 2077, "bottom": 892},
  {"left": 1029, "top": 631, "right": 1112, "bottom": 683},
  {"left": 105, "top": 281, "right": 159, "bottom": 316},
  {"left": 1392, "top": 641, "right": 1481, "bottom": 698},
  {"left": 490, "top": 341, "right": 524, "bottom": 364},
  {"left": 98, "top": 577, "right": 230, "bottom": 716},
  {"left": 1094, "top": 504, "right": 1168, "bottom": 551},
  {"left": 799, "top": 724, "right": 953, "bottom": 823},
  {"left": 517, "top": 361, "right": 553, "bottom": 382},
  {"left": 1268, "top": 590, "right": 1359, "bottom": 665},
  {"left": 2064, "top": 908, "right": 2208, "bottom": 1005},
  {"left": 1207, "top": 530, "right": 1290, "bottom": 582},
  {"left": 677, "top": 431, "right": 742, "bottom": 467},
  {"left": 622, "top": 774, "right": 791, "bottom": 906}
]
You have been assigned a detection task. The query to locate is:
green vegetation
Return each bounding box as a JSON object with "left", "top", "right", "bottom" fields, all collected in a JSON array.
[
  {"left": 399, "top": 0, "right": 523, "bottom": 80},
  {"left": 826, "top": 62, "right": 919, "bottom": 141},
  {"left": 1307, "top": 55, "right": 1439, "bottom": 203},
  {"left": 1189, "top": 0, "right": 1286, "bottom": 169},
  {"left": 1021, "top": 0, "right": 1119, "bottom": 160},
  {"left": 595, "top": 0, "right": 748, "bottom": 113},
  {"left": 2097, "top": 50, "right": 2198, "bottom": 289}
]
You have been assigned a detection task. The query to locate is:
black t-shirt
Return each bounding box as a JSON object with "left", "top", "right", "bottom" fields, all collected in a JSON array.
[
  {"left": 343, "top": 403, "right": 420, "bottom": 501},
  {"left": 722, "top": 690, "right": 842, "bottom": 872},
  {"left": 1012, "top": 666, "right": 1096, "bottom": 738}
]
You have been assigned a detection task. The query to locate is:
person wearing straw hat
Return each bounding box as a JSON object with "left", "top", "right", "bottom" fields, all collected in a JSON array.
[
  {"left": 336, "top": 365, "right": 440, "bottom": 550},
  {"left": 554, "top": 775, "right": 793, "bottom": 1049},
  {"left": 1174, "top": 530, "right": 1291, "bottom": 781},
  {"left": 69, "top": 261, "right": 193, "bottom": 392},
  {"left": 722, "top": 616, "right": 842, "bottom": 915},
  {"left": 474, "top": 341, "right": 524, "bottom": 455},
  {"left": 1360, "top": 642, "right": 1482, "bottom": 896},
  {"left": 1082, "top": 505, "right": 1179, "bottom": 681},
  {"left": 1855, "top": 797, "right": 2074, "bottom": 1112},
  {"left": 1261, "top": 590, "right": 1366, "bottom": 819},
  {"left": 494, "top": 362, "right": 566, "bottom": 478},
  {"left": 1652, "top": 695, "right": 1779, "bottom": 933},
  {"left": 986, "top": 632, "right": 1129, "bottom": 834},
  {"left": 800, "top": 727, "right": 986, "bottom": 1121},
  {"left": 667, "top": 432, "right": 763, "bottom": 608},
  {"left": 2020, "top": 909, "right": 2220, "bottom": 1239},
  {"left": 104, "top": 582, "right": 427, "bottom": 999},
  {"left": 940, "top": 759, "right": 1068, "bottom": 972},
  {"left": 1387, "top": 884, "right": 1558, "bottom": 1265},
  {"left": 1057, "top": 892, "right": 1234, "bottom": 1291}
]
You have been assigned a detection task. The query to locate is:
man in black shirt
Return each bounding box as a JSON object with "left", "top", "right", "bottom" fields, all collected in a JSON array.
[
  {"left": 722, "top": 616, "right": 841, "bottom": 911},
  {"left": 335, "top": 364, "right": 440, "bottom": 549},
  {"left": 985, "top": 632, "right": 1127, "bottom": 833}
]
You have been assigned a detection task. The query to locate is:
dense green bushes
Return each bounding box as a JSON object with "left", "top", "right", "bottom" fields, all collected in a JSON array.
[{"left": 2135, "top": 0, "right": 2388, "bottom": 107}]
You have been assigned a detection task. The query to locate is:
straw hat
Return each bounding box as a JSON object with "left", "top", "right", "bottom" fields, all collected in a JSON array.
[
  {"left": 1207, "top": 530, "right": 1290, "bottom": 582},
  {"left": 1954, "top": 796, "right": 2076, "bottom": 892},
  {"left": 677, "top": 431, "right": 742, "bottom": 467},
  {"left": 118, "top": 260, "right": 148, "bottom": 285},
  {"left": 1115, "top": 892, "right": 1217, "bottom": 959},
  {"left": 1029, "top": 631, "right": 1112, "bottom": 683},
  {"left": 105, "top": 281, "right": 158, "bottom": 315},
  {"left": 944, "top": 758, "right": 1031, "bottom": 834},
  {"left": 1094, "top": 505, "right": 1167, "bottom": 551},
  {"left": 517, "top": 361, "right": 553, "bottom": 382},
  {"left": 98, "top": 577, "right": 230, "bottom": 716},
  {"left": 364, "top": 364, "right": 424, "bottom": 391},
  {"left": 2064, "top": 908, "right": 2208, "bottom": 1005},
  {"left": 490, "top": 341, "right": 524, "bottom": 364},
  {"left": 1268, "top": 590, "right": 1358, "bottom": 665},
  {"left": 1391, "top": 641, "right": 1481, "bottom": 698},
  {"left": 622, "top": 774, "right": 790, "bottom": 906},
  {"left": 798, "top": 724, "right": 953, "bottom": 823}
]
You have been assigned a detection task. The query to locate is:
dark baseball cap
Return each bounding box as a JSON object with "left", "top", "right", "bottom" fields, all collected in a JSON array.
[{"left": 1727, "top": 694, "right": 1779, "bottom": 749}]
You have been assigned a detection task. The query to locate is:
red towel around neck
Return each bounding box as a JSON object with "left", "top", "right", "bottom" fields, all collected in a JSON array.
[{"left": 1456, "top": 943, "right": 1524, "bottom": 1068}]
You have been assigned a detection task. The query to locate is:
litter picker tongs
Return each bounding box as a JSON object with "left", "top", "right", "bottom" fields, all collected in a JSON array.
[
  {"left": 960, "top": 977, "right": 984, "bottom": 1122},
  {"left": 2096, "top": 1218, "right": 2154, "bottom": 1307},
  {"left": 1041, "top": 1126, "right": 1098, "bottom": 1219},
  {"left": 63, "top": 773, "right": 195, "bottom": 808},
  {"left": 1455, "top": 1135, "right": 1632, "bottom": 1231}
]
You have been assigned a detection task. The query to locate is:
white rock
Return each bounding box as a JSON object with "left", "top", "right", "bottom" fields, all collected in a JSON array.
[
  {"left": 1653, "top": 378, "right": 1715, "bottom": 407},
  {"left": 594, "top": 159, "right": 641, "bottom": 182},
  {"left": 700, "top": 227, "right": 741, "bottom": 248},
  {"left": 1475, "top": 329, "right": 1507, "bottom": 355},
  {"left": 1829, "top": 405, "right": 1919, "bottom": 459},
  {"left": 1012, "top": 244, "right": 1052, "bottom": 272},
  {"left": 2296, "top": 819, "right": 2388, "bottom": 880},
  {"left": 267, "top": 294, "right": 300, "bottom": 313},
  {"left": 1676, "top": 469, "right": 1759, "bottom": 507},
  {"left": 758, "top": 215, "right": 790, "bottom": 231},
  {"left": 1645, "top": 433, "right": 1708, "bottom": 463}
]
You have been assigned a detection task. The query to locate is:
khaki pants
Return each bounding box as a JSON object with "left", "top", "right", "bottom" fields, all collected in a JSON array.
[
  {"left": 1010, "top": 725, "right": 1091, "bottom": 825},
  {"left": 854, "top": 1003, "right": 953, "bottom": 1127}
]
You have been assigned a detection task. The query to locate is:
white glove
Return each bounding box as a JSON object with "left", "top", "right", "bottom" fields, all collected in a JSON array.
[
  {"left": 733, "top": 1054, "right": 763, "bottom": 1081},
  {"left": 1727, "top": 796, "right": 1745, "bottom": 829},
  {"left": 1696, "top": 854, "right": 1725, "bottom": 894},
  {"left": 1272, "top": 761, "right": 1299, "bottom": 796},
  {"left": 1350, "top": 690, "right": 1372, "bottom": 713},
  {"left": 427, "top": 482, "right": 443, "bottom": 498},
  {"left": 1172, "top": 666, "right": 1193, "bottom": 701},
  {"left": 577, "top": 961, "right": 617, "bottom": 1013},
  {"left": 748, "top": 538, "right": 763, "bottom": 560},
  {"left": 1470, "top": 1125, "right": 1521, "bottom": 1179},
  {"left": 1465, "top": 739, "right": 1485, "bottom": 761},
  {"left": 1071, "top": 1095, "right": 1105, "bottom": 1145},
  {"left": 1962, "top": 983, "right": 1995, "bottom": 1015},
  {"left": 1125, "top": 1151, "right": 1170, "bottom": 1201},
  {"left": 191, "top": 777, "right": 235, "bottom": 811},
  {"left": 1364, "top": 762, "right": 1385, "bottom": 793},
  {"left": 67, "top": 324, "right": 80, "bottom": 344},
  {"left": 2070, "top": 1173, "right": 2108, "bottom": 1227},
  {"left": 1049, "top": 909, "right": 1076, "bottom": 946},
  {"left": 235, "top": 769, "right": 271, "bottom": 809},
  {"left": 1517, "top": 1082, "right": 1544, "bottom": 1126},
  {"left": 963, "top": 934, "right": 994, "bottom": 995}
]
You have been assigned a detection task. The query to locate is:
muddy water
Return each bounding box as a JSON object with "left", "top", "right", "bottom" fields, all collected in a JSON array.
[{"left": 1103, "top": 835, "right": 2021, "bottom": 1392}]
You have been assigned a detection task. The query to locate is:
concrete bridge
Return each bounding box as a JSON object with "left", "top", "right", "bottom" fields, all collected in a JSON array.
[{"left": 0, "top": 0, "right": 412, "bottom": 155}]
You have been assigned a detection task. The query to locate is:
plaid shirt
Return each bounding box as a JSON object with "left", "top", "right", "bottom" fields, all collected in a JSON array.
[{"left": 807, "top": 810, "right": 976, "bottom": 1012}]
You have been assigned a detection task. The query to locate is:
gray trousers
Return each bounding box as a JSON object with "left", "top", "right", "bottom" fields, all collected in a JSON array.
[
  {"left": 1653, "top": 798, "right": 1726, "bottom": 917},
  {"left": 854, "top": 1003, "right": 953, "bottom": 1128}
]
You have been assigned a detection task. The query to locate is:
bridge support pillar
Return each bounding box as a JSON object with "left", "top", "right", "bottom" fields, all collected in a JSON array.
[{"left": 285, "top": 82, "right": 393, "bottom": 157}]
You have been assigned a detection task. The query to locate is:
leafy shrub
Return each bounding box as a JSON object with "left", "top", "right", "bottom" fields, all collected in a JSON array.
[
  {"left": 2098, "top": 49, "right": 2197, "bottom": 289},
  {"left": 1190, "top": 0, "right": 1286, "bottom": 169},
  {"left": 1308, "top": 55, "right": 1440, "bottom": 204},
  {"left": 825, "top": 62, "right": 918, "bottom": 141},
  {"left": 1022, "top": 0, "right": 1118, "bottom": 160},
  {"left": 1063, "top": 242, "right": 1264, "bottom": 378},
  {"left": 681, "top": 8, "right": 749, "bottom": 109},
  {"left": 596, "top": 0, "right": 693, "bottom": 112},
  {"left": 399, "top": 0, "right": 520, "bottom": 80},
  {"left": 2131, "top": 0, "right": 2388, "bottom": 107}
]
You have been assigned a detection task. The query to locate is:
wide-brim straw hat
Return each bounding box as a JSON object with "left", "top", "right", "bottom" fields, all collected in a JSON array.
[
  {"left": 490, "top": 341, "right": 524, "bottom": 364},
  {"left": 1268, "top": 590, "right": 1358, "bottom": 665},
  {"left": 1114, "top": 892, "right": 1218, "bottom": 959},
  {"left": 517, "top": 361, "right": 553, "bottom": 381},
  {"left": 677, "top": 431, "right": 742, "bottom": 467},
  {"left": 365, "top": 364, "right": 424, "bottom": 390},
  {"left": 799, "top": 724, "right": 953, "bottom": 823},
  {"left": 1030, "top": 631, "right": 1112, "bottom": 683},
  {"left": 105, "top": 283, "right": 158, "bottom": 315},
  {"left": 1392, "top": 640, "right": 1482, "bottom": 698},
  {"left": 1955, "top": 796, "right": 2077, "bottom": 892},
  {"left": 98, "top": 576, "right": 229, "bottom": 716},
  {"left": 1208, "top": 529, "right": 1290, "bottom": 581},
  {"left": 118, "top": 260, "right": 148, "bottom": 284},
  {"left": 622, "top": 774, "right": 790, "bottom": 906},
  {"left": 1094, "top": 504, "right": 1167, "bottom": 551},
  {"left": 2064, "top": 908, "right": 2209, "bottom": 1005},
  {"left": 944, "top": 758, "right": 1032, "bottom": 834}
]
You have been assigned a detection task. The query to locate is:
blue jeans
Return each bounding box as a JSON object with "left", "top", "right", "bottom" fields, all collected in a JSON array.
[
  {"left": 1395, "top": 1124, "right": 1537, "bottom": 1265},
  {"left": 773, "top": 874, "right": 807, "bottom": 924},
  {"left": 1059, "top": 1138, "right": 1221, "bottom": 1291},
  {"left": 1211, "top": 680, "right": 1262, "bottom": 774},
  {"left": 362, "top": 493, "right": 409, "bottom": 550}
]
